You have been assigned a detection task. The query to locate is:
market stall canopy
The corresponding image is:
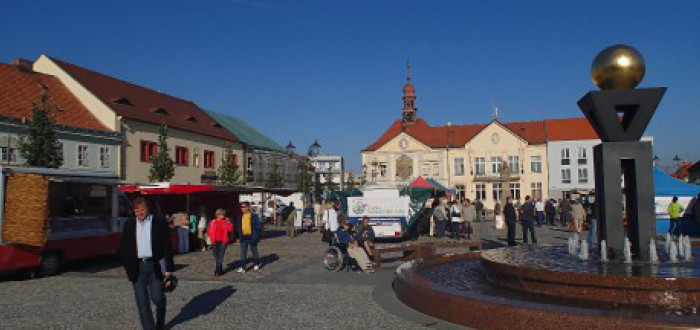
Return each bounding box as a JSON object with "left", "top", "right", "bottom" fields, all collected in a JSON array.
[
  {"left": 120, "top": 183, "right": 214, "bottom": 194},
  {"left": 408, "top": 176, "right": 434, "bottom": 189},
  {"left": 654, "top": 168, "right": 700, "bottom": 197},
  {"left": 425, "top": 177, "right": 457, "bottom": 194}
]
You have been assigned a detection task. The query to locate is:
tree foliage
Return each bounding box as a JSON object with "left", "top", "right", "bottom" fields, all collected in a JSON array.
[
  {"left": 265, "top": 162, "right": 284, "bottom": 189},
  {"left": 297, "top": 160, "right": 314, "bottom": 194},
  {"left": 218, "top": 143, "right": 242, "bottom": 185},
  {"left": 148, "top": 122, "right": 175, "bottom": 182},
  {"left": 18, "top": 88, "right": 63, "bottom": 168}
]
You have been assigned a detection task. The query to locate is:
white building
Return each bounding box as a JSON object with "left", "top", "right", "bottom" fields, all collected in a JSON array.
[{"left": 310, "top": 155, "right": 344, "bottom": 191}]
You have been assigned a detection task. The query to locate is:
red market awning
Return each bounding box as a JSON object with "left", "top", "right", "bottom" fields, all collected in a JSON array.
[
  {"left": 409, "top": 176, "right": 434, "bottom": 189},
  {"left": 120, "top": 183, "right": 215, "bottom": 195}
]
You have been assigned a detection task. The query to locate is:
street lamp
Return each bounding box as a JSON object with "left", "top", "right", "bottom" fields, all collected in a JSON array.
[
  {"left": 673, "top": 154, "right": 681, "bottom": 168},
  {"left": 286, "top": 140, "right": 296, "bottom": 154},
  {"left": 653, "top": 155, "right": 659, "bottom": 167},
  {"left": 308, "top": 139, "right": 321, "bottom": 157}
]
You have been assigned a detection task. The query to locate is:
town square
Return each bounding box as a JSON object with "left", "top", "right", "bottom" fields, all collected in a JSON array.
[{"left": 1, "top": 1, "right": 700, "bottom": 329}]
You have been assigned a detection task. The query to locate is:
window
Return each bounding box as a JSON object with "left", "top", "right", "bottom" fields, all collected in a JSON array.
[
  {"left": 140, "top": 140, "right": 157, "bottom": 162},
  {"left": 492, "top": 183, "right": 503, "bottom": 201},
  {"left": 193, "top": 153, "right": 201, "bottom": 167},
  {"left": 378, "top": 163, "right": 387, "bottom": 177},
  {"left": 150, "top": 107, "right": 169, "bottom": 116},
  {"left": 228, "top": 154, "right": 238, "bottom": 165},
  {"left": 175, "top": 146, "right": 189, "bottom": 166},
  {"left": 561, "top": 148, "right": 570, "bottom": 165},
  {"left": 578, "top": 147, "right": 588, "bottom": 165},
  {"left": 508, "top": 156, "right": 520, "bottom": 174},
  {"left": 475, "top": 184, "right": 487, "bottom": 201},
  {"left": 530, "top": 155, "right": 542, "bottom": 173},
  {"left": 422, "top": 161, "right": 439, "bottom": 177},
  {"left": 491, "top": 156, "right": 502, "bottom": 174},
  {"left": 454, "top": 157, "right": 464, "bottom": 176},
  {"left": 204, "top": 150, "right": 215, "bottom": 168},
  {"left": 77, "top": 145, "right": 89, "bottom": 167},
  {"left": 99, "top": 147, "right": 110, "bottom": 168},
  {"left": 578, "top": 168, "right": 589, "bottom": 183},
  {"left": 1, "top": 147, "right": 18, "bottom": 163},
  {"left": 456, "top": 184, "right": 466, "bottom": 200},
  {"left": 474, "top": 157, "right": 486, "bottom": 175},
  {"left": 531, "top": 182, "right": 542, "bottom": 200},
  {"left": 184, "top": 115, "right": 198, "bottom": 123},
  {"left": 562, "top": 169, "right": 571, "bottom": 184},
  {"left": 509, "top": 182, "right": 521, "bottom": 200}
]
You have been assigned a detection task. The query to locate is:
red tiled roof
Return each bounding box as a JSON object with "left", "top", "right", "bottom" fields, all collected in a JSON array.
[
  {"left": 364, "top": 116, "right": 600, "bottom": 151},
  {"left": 672, "top": 162, "right": 693, "bottom": 180},
  {"left": 0, "top": 63, "right": 109, "bottom": 131},
  {"left": 544, "top": 117, "right": 599, "bottom": 141},
  {"left": 48, "top": 57, "right": 240, "bottom": 142}
]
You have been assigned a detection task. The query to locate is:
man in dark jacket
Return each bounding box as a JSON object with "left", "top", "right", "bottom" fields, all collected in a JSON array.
[
  {"left": 503, "top": 197, "right": 518, "bottom": 246},
  {"left": 545, "top": 199, "right": 556, "bottom": 226},
  {"left": 235, "top": 202, "right": 264, "bottom": 273},
  {"left": 121, "top": 197, "right": 174, "bottom": 330},
  {"left": 520, "top": 196, "right": 537, "bottom": 245}
]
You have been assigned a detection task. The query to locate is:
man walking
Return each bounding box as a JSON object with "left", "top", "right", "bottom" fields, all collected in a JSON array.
[
  {"left": 504, "top": 196, "right": 518, "bottom": 246},
  {"left": 461, "top": 199, "right": 477, "bottom": 239},
  {"left": 432, "top": 198, "right": 449, "bottom": 238},
  {"left": 121, "top": 197, "right": 174, "bottom": 330},
  {"left": 668, "top": 196, "right": 684, "bottom": 236},
  {"left": 474, "top": 199, "right": 484, "bottom": 222},
  {"left": 286, "top": 202, "right": 297, "bottom": 238},
  {"left": 545, "top": 199, "right": 556, "bottom": 226},
  {"left": 535, "top": 199, "right": 545, "bottom": 227},
  {"left": 520, "top": 196, "right": 537, "bottom": 245},
  {"left": 235, "top": 202, "right": 263, "bottom": 273},
  {"left": 559, "top": 198, "right": 572, "bottom": 228}
]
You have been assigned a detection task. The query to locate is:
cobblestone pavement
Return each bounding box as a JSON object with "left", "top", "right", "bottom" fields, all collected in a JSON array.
[{"left": 0, "top": 223, "right": 582, "bottom": 329}]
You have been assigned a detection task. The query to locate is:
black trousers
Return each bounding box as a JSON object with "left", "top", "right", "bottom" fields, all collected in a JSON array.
[
  {"left": 132, "top": 260, "right": 166, "bottom": 330},
  {"left": 506, "top": 220, "right": 517, "bottom": 246},
  {"left": 546, "top": 212, "right": 555, "bottom": 226},
  {"left": 521, "top": 219, "right": 537, "bottom": 245}
]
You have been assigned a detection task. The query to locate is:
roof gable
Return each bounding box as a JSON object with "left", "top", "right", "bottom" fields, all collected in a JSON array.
[
  {"left": 47, "top": 57, "right": 239, "bottom": 142},
  {"left": 0, "top": 63, "right": 109, "bottom": 132},
  {"left": 376, "top": 132, "right": 431, "bottom": 152}
]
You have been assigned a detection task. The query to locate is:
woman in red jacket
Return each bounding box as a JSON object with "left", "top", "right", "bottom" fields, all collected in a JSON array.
[{"left": 207, "top": 208, "right": 234, "bottom": 277}]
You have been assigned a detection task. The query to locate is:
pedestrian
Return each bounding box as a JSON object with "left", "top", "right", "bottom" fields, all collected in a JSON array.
[
  {"left": 474, "top": 199, "right": 484, "bottom": 222},
  {"left": 668, "top": 196, "right": 685, "bottom": 236},
  {"left": 121, "top": 197, "right": 174, "bottom": 330},
  {"left": 571, "top": 200, "right": 586, "bottom": 234},
  {"left": 450, "top": 200, "right": 463, "bottom": 239},
  {"left": 286, "top": 202, "right": 297, "bottom": 238},
  {"left": 559, "top": 198, "right": 572, "bottom": 228},
  {"left": 302, "top": 201, "right": 314, "bottom": 232},
  {"left": 174, "top": 213, "right": 189, "bottom": 254},
  {"left": 207, "top": 208, "right": 233, "bottom": 277},
  {"left": 535, "top": 199, "right": 545, "bottom": 227},
  {"left": 188, "top": 212, "right": 198, "bottom": 251},
  {"left": 235, "top": 202, "right": 263, "bottom": 273},
  {"left": 322, "top": 200, "right": 339, "bottom": 245},
  {"left": 504, "top": 196, "right": 518, "bottom": 246},
  {"left": 545, "top": 199, "right": 556, "bottom": 226},
  {"left": 520, "top": 196, "right": 537, "bottom": 245},
  {"left": 197, "top": 206, "right": 208, "bottom": 251},
  {"left": 432, "top": 198, "right": 449, "bottom": 238},
  {"left": 461, "top": 199, "right": 477, "bottom": 239},
  {"left": 588, "top": 200, "right": 598, "bottom": 245}
]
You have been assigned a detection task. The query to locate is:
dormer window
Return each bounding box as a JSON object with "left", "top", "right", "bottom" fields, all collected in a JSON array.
[
  {"left": 211, "top": 122, "right": 222, "bottom": 128},
  {"left": 184, "top": 115, "right": 198, "bottom": 123},
  {"left": 112, "top": 97, "right": 133, "bottom": 106},
  {"left": 150, "top": 107, "right": 169, "bottom": 116}
]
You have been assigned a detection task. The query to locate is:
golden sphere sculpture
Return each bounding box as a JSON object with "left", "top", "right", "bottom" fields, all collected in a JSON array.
[{"left": 591, "top": 44, "right": 645, "bottom": 90}]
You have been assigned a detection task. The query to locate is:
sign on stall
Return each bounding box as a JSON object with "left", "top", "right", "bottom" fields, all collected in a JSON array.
[{"left": 348, "top": 196, "right": 410, "bottom": 224}]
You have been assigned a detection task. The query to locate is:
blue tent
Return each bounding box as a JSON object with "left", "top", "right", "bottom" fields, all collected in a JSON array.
[{"left": 653, "top": 168, "right": 700, "bottom": 197}]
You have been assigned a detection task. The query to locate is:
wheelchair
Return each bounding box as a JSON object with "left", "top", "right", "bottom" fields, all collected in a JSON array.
[{"left": 323, "top": 235, "right": 360, "bottom": 272}]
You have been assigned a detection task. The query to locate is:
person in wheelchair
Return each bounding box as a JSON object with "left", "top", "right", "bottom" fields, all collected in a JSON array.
[
  {"left": 355, "top": 216, "right": 376, "bottom": 258},
  {"left": 325, "top": 222, "right": 374, "bottom": 273}
]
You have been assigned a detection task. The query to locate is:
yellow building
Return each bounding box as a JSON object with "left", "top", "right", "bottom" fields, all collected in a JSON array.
[{"left": 362, "top": 73, "right": 548, "bottom": 208}]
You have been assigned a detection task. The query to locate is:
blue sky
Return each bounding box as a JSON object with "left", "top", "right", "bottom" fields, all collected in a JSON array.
[{"left": 1, "top": 1, "right": 698, "bottom": 173}]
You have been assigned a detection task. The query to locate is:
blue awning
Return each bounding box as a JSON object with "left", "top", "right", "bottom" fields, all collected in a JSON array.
[{"left": 654, "top": 168, "right": 700, "bottom": 197}]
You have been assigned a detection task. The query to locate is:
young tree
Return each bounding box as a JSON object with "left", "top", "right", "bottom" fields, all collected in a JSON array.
[
  {"left": 265, "top": 162, "right": 284, "bottom": 189},
  {"left": 297, "top": 160, "right": 314, "bottom": 196},
  {"left": 218, "top": 143, "right": 242, "bottom": 185},
  {"left": 18, "top": 87, "right": 63, "bottom": 168},
  {"left": 344, "top": 171, "right": 357, "bottom": 191},
  {"left": 149, "top": 122, "right": 175, "bottom": 182},
  {"left": 324, "top": 165, "right": 339, "bottom": 193}
]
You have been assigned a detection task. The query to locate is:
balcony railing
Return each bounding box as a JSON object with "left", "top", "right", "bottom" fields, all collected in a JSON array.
[{"left": 473, "top": 172, "right": 520, "bottom": 182}]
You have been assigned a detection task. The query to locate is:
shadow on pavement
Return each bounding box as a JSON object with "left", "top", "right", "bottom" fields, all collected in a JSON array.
[
  {"left": 166, "top": 286, "right": 236, "bottom": 329},
  {"left": 224, "top": 253, "right": 280, "bottom": 273}
]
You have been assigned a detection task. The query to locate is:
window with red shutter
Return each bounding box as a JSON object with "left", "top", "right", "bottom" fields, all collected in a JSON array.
[
  {"left": 141, "top": 140, "right": 157, "bottom": 162},
  {"left": 175, "top": 146, "right": 189, "bottom": 166},
  {"left": 204, "top": 150, "right": 215, "bottom": 168}
]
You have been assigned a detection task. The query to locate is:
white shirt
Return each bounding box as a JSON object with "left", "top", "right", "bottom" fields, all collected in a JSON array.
[
  {"left": 324, "top": 208, "right": 339, "bottom": 232},
  {"left": 136, "top": 215, "right": 153, "bottom": 258},
  {"left": 535, "top": 201, "right": 545, "bottom": 212}
]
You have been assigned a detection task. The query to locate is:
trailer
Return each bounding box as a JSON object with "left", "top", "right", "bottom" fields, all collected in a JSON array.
[{"left": 0, "top": 167, "right": 129, "bottom": 277}]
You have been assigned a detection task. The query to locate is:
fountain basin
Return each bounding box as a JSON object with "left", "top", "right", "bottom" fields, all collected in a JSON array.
[{"left": 394, "top": 251, "right": 700, "bottom": 329}]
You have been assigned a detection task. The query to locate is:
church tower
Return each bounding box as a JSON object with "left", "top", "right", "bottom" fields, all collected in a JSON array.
[{"left": 402, "top": 61, "right": 417, "bottom": 125}]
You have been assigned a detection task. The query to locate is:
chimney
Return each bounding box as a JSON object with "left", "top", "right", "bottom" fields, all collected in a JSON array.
[{"left": 11, "top": 58, "right": 33, "bottom": 73}]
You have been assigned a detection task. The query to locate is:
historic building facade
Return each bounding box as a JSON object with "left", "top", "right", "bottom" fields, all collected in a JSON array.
[{"left": 33, "top": 55, "right": 244, "bottom": 184}]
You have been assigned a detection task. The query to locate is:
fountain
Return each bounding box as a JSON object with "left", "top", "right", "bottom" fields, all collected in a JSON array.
[
  {"left": 666, "top": 232, "right": 672, "bottom": 254},
  {"left": 679, "top": 235, "right": 685, "bottom": 259},
  {"left": 650, "top": 238, "right": 659, "bottom": 264},
  {"left": 579, "top": 239, "right": 589, "bottom": 260},
  {"left": 685, "top": 236, "right": 693, "bottom": 262},
  {"left": 393, "top": 46, "right": 700, "bottom": 329}
]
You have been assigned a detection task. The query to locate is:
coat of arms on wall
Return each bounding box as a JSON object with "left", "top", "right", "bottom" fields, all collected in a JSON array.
[{"left": 396, "top": 154, "right": 413, "bottom": 181}]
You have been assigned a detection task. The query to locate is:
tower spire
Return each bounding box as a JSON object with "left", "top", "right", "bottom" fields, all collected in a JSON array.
[
  {"left": 493, "top": 100, "right": 499, "bottom": 121},
  {"left": 401, "top": 61, "right": 417, "bottom": 125},
  {"left": 406, "top": 60, "right": 411, "bottom": 81}
]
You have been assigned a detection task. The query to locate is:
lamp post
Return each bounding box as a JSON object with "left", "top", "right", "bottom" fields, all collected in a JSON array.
[
  {"left": 286, "top": 140, "right": 296, "bottom": 154},
  {"left": 653, "top": 155, "right": 659, "bottom": 167},
  {"left": 673, "top": 155, "right": 681, "bottom": 168},
  {"left": 308, "top": 140, "right": 321, "bottom": 157}
]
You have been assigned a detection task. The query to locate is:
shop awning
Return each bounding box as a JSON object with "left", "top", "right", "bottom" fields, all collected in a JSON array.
[{"left": 120, "top": 183, "right": 215, "bottom": 195}]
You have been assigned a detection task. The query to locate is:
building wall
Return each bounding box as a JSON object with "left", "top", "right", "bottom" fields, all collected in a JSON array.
[
  {"left": 310, "top": 155, "right": 344, "bottom": 190},
  {"left": 0, "top": 122, "right": 120, "bottom": 174},
  {"left": 361, "top": 122, "right": 549, "bottom": 208},
  {"left": 245, "top": 148, "right": 299, "bottom": 189},
  {"left": 122, "top": 118, "right": 243, "bottom": 184}
]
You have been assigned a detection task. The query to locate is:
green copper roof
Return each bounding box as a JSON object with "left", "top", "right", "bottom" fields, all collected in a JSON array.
[{"left": 205, "top": 110, "right": 285, "bottom": 152}]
